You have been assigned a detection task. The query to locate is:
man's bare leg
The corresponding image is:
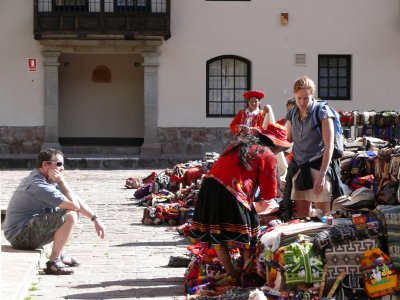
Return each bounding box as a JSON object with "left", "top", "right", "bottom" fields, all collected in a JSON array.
[{"left": 49, "top": 211, "right": 78, "bottom": 262}]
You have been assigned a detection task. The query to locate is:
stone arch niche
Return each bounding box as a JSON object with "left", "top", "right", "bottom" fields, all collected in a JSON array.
[{"left": 92, "top": 65, "right": 111, "bottom": 83}]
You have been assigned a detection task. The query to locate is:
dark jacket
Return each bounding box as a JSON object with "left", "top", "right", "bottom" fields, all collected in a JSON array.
[{"left": 282, "top": 157, "right": 345, "bottom": 221}]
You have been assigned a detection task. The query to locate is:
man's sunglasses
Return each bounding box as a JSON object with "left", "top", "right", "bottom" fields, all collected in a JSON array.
[{"left": 46, "top": 161, "right": 63, "bottom": 167}]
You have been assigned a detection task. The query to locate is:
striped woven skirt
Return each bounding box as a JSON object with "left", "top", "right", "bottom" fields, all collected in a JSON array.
[{"left": 189, "top": 177, "right": 260, "bottom": 250}]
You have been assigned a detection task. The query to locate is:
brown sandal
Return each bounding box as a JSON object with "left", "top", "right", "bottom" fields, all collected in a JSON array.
[{"left": 44, "top": 258, "right": 74, "bottom": 275}]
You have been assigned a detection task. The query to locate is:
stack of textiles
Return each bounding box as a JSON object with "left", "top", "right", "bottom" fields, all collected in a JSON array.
[{"left": 374, "top": 205, "right": 400, "bottom": 272}]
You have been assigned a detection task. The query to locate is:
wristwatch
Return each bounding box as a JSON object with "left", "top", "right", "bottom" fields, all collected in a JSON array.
[{"left": 91, "top": 213, "right": 98, "bottom": 221}]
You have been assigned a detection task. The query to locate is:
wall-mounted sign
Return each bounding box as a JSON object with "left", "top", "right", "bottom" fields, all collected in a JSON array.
[
  {"left": 281, "top": 11, "right": 289, "bottom": 25},
  {"left": 28, "top": 58, "right": 37, "bottom": 72}
]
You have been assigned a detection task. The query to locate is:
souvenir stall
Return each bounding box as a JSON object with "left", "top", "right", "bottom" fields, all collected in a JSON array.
[
  {"left": 126, "top": 110, "right": 400, "bottom": 299},
  {"left": 126, "top": 152, "right": 219, "bottom": 226}
]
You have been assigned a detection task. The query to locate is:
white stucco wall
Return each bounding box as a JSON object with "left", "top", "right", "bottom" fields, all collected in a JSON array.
[
  {"left": 1, "top": 0, "right": 399, "bottom": 130},
  {"left": 0, "top": 0, "right": 44, "bottom": 126},
  {"left": 158, "top": 0, "right": 400, "bottom": 127}
]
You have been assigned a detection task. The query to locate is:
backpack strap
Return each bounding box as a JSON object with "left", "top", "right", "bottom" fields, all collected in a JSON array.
[
  {"left": 312, "top": 100, "right": 327, "bottom": 136},
  {"left": 290, "top": 99, "right": 327, "bottom": 137}
]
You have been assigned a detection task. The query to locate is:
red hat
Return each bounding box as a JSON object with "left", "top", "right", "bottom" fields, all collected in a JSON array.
[
  {"left": 243, "top": 90, "right": 265, "bottom": 100},
  {"left": 257, "top": 123, "right": 292, "bottom": 149}
]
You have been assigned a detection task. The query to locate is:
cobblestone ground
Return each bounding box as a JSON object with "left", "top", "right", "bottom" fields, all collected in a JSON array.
[{"left": 0, "top": 169, "right": 189, "bottom": 300}]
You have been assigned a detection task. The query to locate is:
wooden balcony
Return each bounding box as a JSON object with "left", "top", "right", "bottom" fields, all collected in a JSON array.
[{"left": 34, "top": 0, "right": 170, "bottom": 40}]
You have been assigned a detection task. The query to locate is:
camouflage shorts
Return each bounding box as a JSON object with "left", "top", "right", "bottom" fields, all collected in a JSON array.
[{"left": 11, "top": 209, "right": 66, "bottom": 250}]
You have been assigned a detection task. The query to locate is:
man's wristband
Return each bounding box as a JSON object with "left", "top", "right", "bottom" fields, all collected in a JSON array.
[
  {"left": 91, "top": 213, "right": 98, "bottom": 221},
  {"left": 320, "top": 171, "right": 327, "bottom": 177}
]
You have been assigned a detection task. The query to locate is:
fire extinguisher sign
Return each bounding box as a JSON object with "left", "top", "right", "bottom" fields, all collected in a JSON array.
[{"left": 27, "top": 58, "right": 37, "bottom": 72}]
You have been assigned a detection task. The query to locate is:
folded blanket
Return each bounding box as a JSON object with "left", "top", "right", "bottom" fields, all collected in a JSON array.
[
  {"left": 258, "top": 221, "right": 330, "bottom": 264},
  {"left": 313, "top": 221, "right": 384, "bottom": 255},
  {"left": 374, "top": 205, "right": 400, "bottom": 271}
]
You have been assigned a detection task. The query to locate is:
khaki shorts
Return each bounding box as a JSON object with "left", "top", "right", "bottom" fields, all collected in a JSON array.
[
  {"left": 291, "top": 168, "right": 332, "bottom": 203},
  {"left": 11, "top": 209, "right": 66, "bottom": 250}
]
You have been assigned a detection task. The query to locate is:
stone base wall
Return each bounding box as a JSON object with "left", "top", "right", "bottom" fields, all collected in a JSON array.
[
  {"left": 0, "top": 126, "right": 45, "bottom": 154},
  {"left": 158, "top": 127, "right": 233, "bottom": 156},
  {"left": 0, "top": 126, "right": 233, "bottom": 156}
]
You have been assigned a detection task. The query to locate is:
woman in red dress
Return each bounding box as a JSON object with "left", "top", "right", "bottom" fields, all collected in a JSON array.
[
  {"left": 189, "top": 122, "right": 292, "bottom": 280},
  {"left": 230, "top": 90, "right": 266, "bottom": 137}
]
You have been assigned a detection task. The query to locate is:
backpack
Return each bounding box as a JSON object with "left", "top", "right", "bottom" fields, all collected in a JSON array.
[{"left": 311, "top": 100, "right": 344, "bottom": 159}]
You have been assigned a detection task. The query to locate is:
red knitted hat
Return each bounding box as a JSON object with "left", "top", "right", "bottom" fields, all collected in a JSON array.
[{"left": 243, "top": 90, "right": 265, "bottom": 100}]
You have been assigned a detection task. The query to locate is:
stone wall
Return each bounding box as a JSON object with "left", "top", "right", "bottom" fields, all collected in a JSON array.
[
  {"left": 0, "top": 127, "right": 44, "bottom": 154},
  {"left": 0, "top": 126, "right": 233, "bottom": 156},
  {"left": 158, "top": 127, "right": 232, "bottom": 156}
]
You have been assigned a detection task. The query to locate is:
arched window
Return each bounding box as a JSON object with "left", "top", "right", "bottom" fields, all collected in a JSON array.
[{"left": 206, "top": 55, "right": 251, "bottom": 117}]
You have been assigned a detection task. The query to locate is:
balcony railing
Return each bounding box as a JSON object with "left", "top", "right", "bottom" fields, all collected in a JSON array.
[{"left": 34, "top": 0, "right": 170, "bottom": 40}]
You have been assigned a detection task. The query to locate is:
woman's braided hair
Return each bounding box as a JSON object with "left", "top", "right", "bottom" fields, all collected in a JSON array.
[{"left": 223, "top": 134, "right": 273, "bottom": 170}]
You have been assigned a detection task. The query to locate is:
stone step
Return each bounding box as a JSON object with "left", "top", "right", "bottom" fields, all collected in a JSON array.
[
  {"left": 1, "top": 229, "right": 51, "bottom": 300},
  {"left": 0, "top": 154, "right": 202, "bottom": 170},
  {"left": 62, "top": 145, "right": 141, "bottom": 156}
]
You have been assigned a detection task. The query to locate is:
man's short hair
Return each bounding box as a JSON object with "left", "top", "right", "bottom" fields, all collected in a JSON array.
[
  {"left": 286, "top": 98, "right": 296, "bottom": 106},
  {"left": 36, "top": 148, "right": 64, "bottom": 168}
]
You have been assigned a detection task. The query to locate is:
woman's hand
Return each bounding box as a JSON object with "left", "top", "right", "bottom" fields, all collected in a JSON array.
[
  {"left": 239, "top": 124, "right": 249, "bottom": 132},
  {"left": 238, "top": 125, "right": 250, "bottom": 136},
  {"left": 254, "top": 199, "right": 279, "bottom": 215},
  {"left": 313, "top": 172, "right": 326, "bottom": 195}
]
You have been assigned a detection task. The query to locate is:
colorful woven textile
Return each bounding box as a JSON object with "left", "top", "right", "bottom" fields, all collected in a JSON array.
[
  {"left": 324, "top": 238, "right": 379, "bottom": 293},
  {"left": 374, "top": 205, "right": 400, "bottom": 272},
  {"left": 282, "top": 241, "right": 324, "bottom": 285},
  {"left": 312, "top": 221, "right": 384, "bottom": 255}
]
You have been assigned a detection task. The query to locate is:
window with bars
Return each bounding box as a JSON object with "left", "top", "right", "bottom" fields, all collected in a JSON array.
[
  {"left": 206, "top": 55, "right": 251, "bottom": 117},
  {"left": 54, "top": 0, "right": 88, "bottom": 12},
  {"left": 318, "top": 55, "right": 351, "bottom": 101},
  {"left": 116, "top": 0, "right": 150, "bottom": 12},
  {"left": 38, "top": 0, "right": 167, "bottom": 13}
]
